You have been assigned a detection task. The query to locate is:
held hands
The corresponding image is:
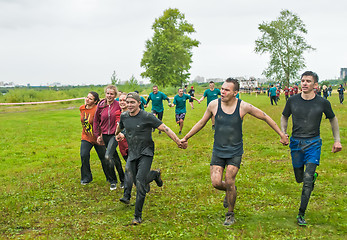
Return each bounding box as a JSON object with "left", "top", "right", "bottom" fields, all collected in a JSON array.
[
  {"left": 96, "top": 136, "right": 104, "bottom": 145},
  {"left": 116, "top": 133, "right": 125, "bottom": 142},
  {"left": 332, "top": 142, "right": 342, "bottom": 153},
  {"left": 177, "top": 138, "right": 188, "bottom": 149},
  {"left": 280, "top": 133, "right": 289, "bottom": 146}
]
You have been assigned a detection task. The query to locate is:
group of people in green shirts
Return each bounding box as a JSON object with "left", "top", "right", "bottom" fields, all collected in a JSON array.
[{"left": 79, "top": 72, "right": 342, "bottom": 226}]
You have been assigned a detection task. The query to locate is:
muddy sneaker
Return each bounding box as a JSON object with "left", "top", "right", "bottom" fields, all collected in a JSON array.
[
  {"left": 223, "top": 212, "right": 236, "bottom": 226},
  {"left": 110, "top": 183, "right": 117, "bottom": 190},
  {"left": 297, "top": 215, "right": 307, "bottom": 226},
  {"left": 154, "top": 169, "right": 163, "bottom": 187},
  {"left": 119, "top": 197, "right": 130, "bottom": 204},
  {"left": 131, "top": 217, "right": 142, "bottom": 225}
]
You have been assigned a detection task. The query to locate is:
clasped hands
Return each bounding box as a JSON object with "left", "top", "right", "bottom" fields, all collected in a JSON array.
[{"left": 177, "top": 138, "right": 188, "bottom": 149}]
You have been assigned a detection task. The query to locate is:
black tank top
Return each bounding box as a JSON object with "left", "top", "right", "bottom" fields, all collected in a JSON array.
[{"left": 213, "top": 98, "right": 243, "bottom": 158}]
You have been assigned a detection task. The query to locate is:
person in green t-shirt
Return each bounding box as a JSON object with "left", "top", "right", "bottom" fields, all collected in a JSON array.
[
  {"left": 172, "top": 88, "right": 199, "bottom": 135},
  {"left": 146, "top": 85, "right": 172, "bottom": 134},
  {"left": 134, "top": 90, "right": 147, "bottom": 110},
  {"left": 199, "top": 81, "right": 221, "bottom": 130}
]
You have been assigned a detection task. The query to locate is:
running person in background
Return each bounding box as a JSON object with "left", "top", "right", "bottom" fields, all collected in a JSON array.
[
  {"left": 293, "top": 84, "right": 299, "bottom": 95},
  {"left": 183, "top": 85, "right": 188, "bottom": 94},
  {"left": 328, "top": 85, "right": 332, "bottom": 97},
  {"left": 276, "top": 86, "right": 281, "bottom": 102},
  {"left": 181, "top": 78, "right": 288, "bottom": 226},
  {"left": 289, "top": 86, "right": 294, "bottom": 97},
  {"left": 80, "top": 91, "right": 115, "bottom": 185},
  {"left": 134, "top": 90, "right": 147, "bottom": 110},
  {"left": 94, "top": 85, "right": 125, "bottom": 190},
  {"left": 117, "top": 92, "right": 129, "bottom": 161},
  {"left": 268, "top": 84, "right": 277, "bottom": 105},
  {"left": 172, "top": 88, "right": 199, "bottom": 135},
  {"left": 146, "top": 85, "right": 172, "bottom": 134},
  {"left": 116, "top": 92, "right": 184, "bottom": 225},
  {"left": 188, "top": 86, "right": 196, "bottom": 109},
  {"left": 199, "top": 81, "right": 221, "bottom": 130},
  {"left": 284, "top": 86, "right": 289, "bottom": 101},
  {"left": 281, "top": 71, "right": 342, "bottom": 226},
  {"left": 337, "top": 84, "right": 345, "bottom": 104}
]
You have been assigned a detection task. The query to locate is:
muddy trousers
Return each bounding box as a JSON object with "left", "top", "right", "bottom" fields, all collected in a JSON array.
[
  {"left": 80, "top": 140, "right": 119, "bottom": 183},
  {"left": 102, "top": 134, "right": 125, "bottom": 184},
  {"left": 123, "top": 155, "right": 159, "bottom": 218},
  {"left": 294, "top": 163, "right": 317, "bottom": 216}
]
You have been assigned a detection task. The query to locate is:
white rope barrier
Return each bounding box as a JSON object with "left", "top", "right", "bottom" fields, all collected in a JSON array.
[{"left": 0, "top": 97, "right": 84, "bottom": 106}]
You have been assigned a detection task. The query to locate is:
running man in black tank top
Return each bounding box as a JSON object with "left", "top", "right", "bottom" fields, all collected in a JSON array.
[{"left": 181, "top": 78, "right": 289, "bottom": 226}]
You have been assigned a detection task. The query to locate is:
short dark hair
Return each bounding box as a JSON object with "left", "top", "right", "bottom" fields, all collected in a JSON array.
[
  {"left": 89, "top": 91, "right": 100, "bottom": 103},
  {"left": 301, "top": 71, "right": 319, "bottom": 83},
  {"left": 225, "top": 78, "right": 240, "bottom": 91},
  {"left": 209, "top": 81, "right": 214, "bottom": 84}
]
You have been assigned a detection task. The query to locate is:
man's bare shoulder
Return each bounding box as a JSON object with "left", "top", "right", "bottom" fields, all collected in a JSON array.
[
  {"left": 207, "top": 99, "right": 218, "bottom": 110},
  {"left": 239, "top": 100, "right": 251, "bottom": 109}
]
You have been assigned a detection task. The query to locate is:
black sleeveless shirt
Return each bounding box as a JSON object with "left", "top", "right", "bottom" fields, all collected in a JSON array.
[{"left": 213, "top": 98, "right": 243, "bottom": 158}]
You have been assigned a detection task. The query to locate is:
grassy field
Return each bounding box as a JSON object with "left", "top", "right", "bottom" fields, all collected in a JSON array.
[{"left": 0, "top": 92, "right": 346, "bottom": 239}]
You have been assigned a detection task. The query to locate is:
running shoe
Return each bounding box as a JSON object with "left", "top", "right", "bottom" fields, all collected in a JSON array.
[
  {"left": 131, "top": 217, "right": 142, "bottom": 225},
  {"left": 223, "top": 212, "right": 236, "bottom": 226},
  {"left": 297, "top": 215, "right": 307, "bottom": 226},
  {"left": 110, "top": 183, "right": 117, "bottom": 190},
  {"left": 119, "top": 197, "right": 130, "bottom": 204},
  {"left": 154, "top": 169, "right": 163, "bottom": 187}
]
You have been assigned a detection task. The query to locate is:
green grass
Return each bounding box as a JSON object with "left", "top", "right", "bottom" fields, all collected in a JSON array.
[{"left": 0, "top": 92, "right": 346, "bottom": 239}]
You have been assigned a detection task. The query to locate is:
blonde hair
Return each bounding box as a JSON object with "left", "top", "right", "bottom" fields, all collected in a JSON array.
[
  {"left": 104, "top": 85, "right": 118, "bottom": 98},
  {"left": 119, "top": 92, "right": 127, "bottom": 98}
]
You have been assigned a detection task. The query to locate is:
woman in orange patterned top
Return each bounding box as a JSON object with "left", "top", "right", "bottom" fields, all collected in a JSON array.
[{"left": 80, "top": 91, "right": 117, "bottom": 186}]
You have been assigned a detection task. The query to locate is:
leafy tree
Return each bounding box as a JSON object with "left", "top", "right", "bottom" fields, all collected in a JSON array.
[
  {"left": 255, "top": 10, "right": 315, "bottom": 87},
  {"left": 111, "top": 71, "right": 120, "bottom": 85},
  {"left": 126, "top": 75, "right": 139, "bottom": 90},
  {"left": 141, "top": 8, "right": 200, "bottom": 87}
]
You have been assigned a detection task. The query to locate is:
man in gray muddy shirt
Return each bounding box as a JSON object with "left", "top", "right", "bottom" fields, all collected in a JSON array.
[
  {"left": 281, "top": 71, "right": 342, "bottom": 227},
  {"left": 115, "top": 92, "right": 184, "bottom": 225}
]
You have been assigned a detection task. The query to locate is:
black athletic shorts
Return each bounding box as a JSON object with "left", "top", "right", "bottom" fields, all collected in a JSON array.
[
  {"left": 210, "top": 154, "right": 242, "bottom": 169},
  {"left": 152, "top": 110, "right": 164, "bottom": 121}
]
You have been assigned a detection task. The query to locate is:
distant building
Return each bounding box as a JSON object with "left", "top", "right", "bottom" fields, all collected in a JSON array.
[
  {"left": 340, "top": 68, "right": 347, "bottom": 80},
  {"left": 236, "top": 77, "right": 258, "bottom": 89},
  {"left": 192, "top": 76, "right": 205, "bottom": 83},
  {"left": 206, "top": 78, "right": 223, "bottom": 83}
]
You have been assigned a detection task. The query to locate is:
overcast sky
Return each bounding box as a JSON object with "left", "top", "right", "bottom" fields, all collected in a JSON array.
[{"left": 1, "top": 0, "right": 346, "bottom": 86}]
